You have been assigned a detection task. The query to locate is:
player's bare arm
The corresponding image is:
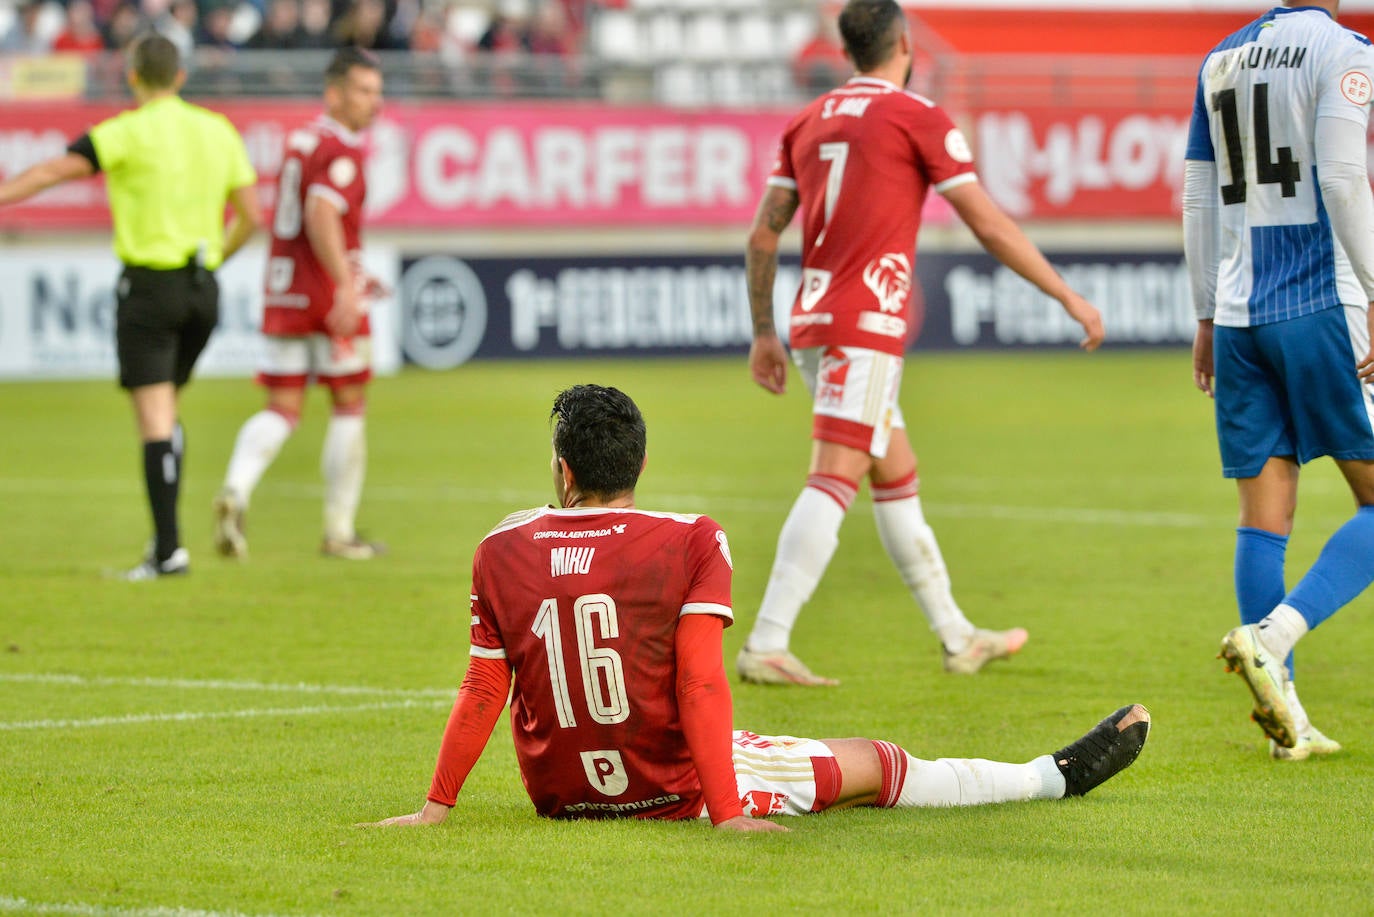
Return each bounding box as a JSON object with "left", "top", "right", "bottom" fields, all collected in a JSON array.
[
  {"left": 943, "top": 181, "right": 1105, "bottom": 351},
  {"left": 0, "top": 152, "right": 94, "bottom": 207},
  {"left": 1193, "top": 319, "right": 1215, "bottom": 398},
  {"left": 746, "top": 185, "right": 800, "bottom": 393},
  {"left": 304, "top": 192, "right": 361, "bottom": 338},
  {"left": 221, "top": 183, "right": 262, "bottom": 264},
  {"left": 1359, "top": 306, "right": 1374, "bottom": 383}
]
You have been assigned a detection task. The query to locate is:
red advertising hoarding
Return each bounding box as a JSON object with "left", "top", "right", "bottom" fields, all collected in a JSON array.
[
  {"left": 0, "top": 101, "right": 794, "bottom": 230},
  {"left": 0, "top": 98, "right": 1204, "bottom": 230}
]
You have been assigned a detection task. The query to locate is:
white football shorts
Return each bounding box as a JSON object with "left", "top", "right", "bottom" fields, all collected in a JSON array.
[
  {"left": 792, "top": 345, "right": 905, "bottom": 458},
  {"left": 258, "top": 333, "right": 372, "bottom": 388},
  {"left": 721, "top": 730, "right": 842, "bottom": 817}
]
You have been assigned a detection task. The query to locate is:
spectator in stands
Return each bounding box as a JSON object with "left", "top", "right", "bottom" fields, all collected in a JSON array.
[
  {"left": 246, "top": 0, "right": 303, "bottom": 49},
  {"left": 526, "top": 0, "right": 572, "bottom": 57},
  {"left": 477, "top": 0, "right": 530, "bottom": 53},
  {"left": 197, "top": 2, "right": 241, "bottom": 51},
  {"left": 334, "top": 0, "right": 408, "bottom": 50},
  {"left": 53, "top": 0, "right": 106, "bottom": 54},
  {"left": 103, "top": 2, "right": 145, "bottom": 50},
  {"left": 1, "top": 0, "right": 53, "bottom": 54},
  {"left": 792, "top": 1, "right": 850, "bottom": 95},
  {"left": 297, "top": 0, "right": 334, "bottom": 48},
  {"left": 157, "top": 0, "right": 197, "bottom": 60}
]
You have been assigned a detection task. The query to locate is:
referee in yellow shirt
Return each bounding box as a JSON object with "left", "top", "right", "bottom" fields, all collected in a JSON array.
[{"left": 0, "top": 34, "right": 261, "bottom": 580}]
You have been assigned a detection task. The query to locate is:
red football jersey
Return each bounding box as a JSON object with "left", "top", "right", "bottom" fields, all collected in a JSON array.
[
  {"left": 468, "top": 506, "right": 735, "bottom": 820},
  {"left": 262, "top": 116, "right": 369, "bottom": 337},
  {"left": 769, "top": 77, "right": 978, "bottom": 356}
]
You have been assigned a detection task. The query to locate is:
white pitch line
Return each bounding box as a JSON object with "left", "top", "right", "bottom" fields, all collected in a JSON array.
[
  {"left": 0, "top": 476, "right": 1224, "bottom": 527},
  {"left": 0, "top": 673, "right": 454, "bottom": 699},
  {"left": 0, "top": 698, "right": 449, "bottom": 732},
  {"left": 0, "top": 896, "right": 309, "bottom": 917}
]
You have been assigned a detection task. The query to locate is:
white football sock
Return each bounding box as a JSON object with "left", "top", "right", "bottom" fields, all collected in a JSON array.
[
  {"left": 1257, "top": 604, "right": 1308, "bottom": 664},
  {"left": 873, "top": 495, "right": 975, "bottom": 652},
  {"left": 747, "top": 486, "right": 847, "bottom": 653},
  {"left": 223, "top": 410, "right": 293, "bottom": 506},
  {"left": 322, "top": 412, "right": 366, "bottom": 542},
  {"left": 878, "top": 742, "right": 1061, "bottom": 806}
]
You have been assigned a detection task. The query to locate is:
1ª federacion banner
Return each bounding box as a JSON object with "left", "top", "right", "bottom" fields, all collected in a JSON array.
[{"left": 395, "top": 250, "right": 1192, "bottom": 367}]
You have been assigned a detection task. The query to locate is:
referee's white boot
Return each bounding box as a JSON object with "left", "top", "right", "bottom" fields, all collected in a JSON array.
[{"left": 122, "top": 546, "right": 190, "bottom": 581}]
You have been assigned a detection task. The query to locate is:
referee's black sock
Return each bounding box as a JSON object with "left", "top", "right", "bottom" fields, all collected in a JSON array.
[
  {"left": 172, "top": 421, "right": 186, "bottom": 484},
  {"left": 143, "top": 439, "right": 180, "bottom": 563}
]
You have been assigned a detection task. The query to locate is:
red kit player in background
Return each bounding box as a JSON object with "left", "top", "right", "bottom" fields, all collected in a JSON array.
[
  {"left": 214, "top": 47, "right": 386, "bottom": 561},
  {"left": 366, "top": 385, "right": 1149, "bottom": 831},
  {"left": 738, "top": 0, "right": 1107, "bottom": 686}
]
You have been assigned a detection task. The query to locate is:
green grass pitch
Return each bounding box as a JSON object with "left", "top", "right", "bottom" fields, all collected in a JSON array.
[{"left": 2, "top": 351, "right": 1372, "bottom": 915}]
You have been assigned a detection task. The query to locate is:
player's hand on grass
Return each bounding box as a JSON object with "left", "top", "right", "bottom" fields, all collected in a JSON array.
[
  {"left": 1062, "top": 292, "right": 1105, "bottom": 352},
  {"left": 326, "top": 283, "right": 363, "bottom": 338},
  {"left": 1194, "top": 319, "right": 1215, "bottom": 397},
  {"left": 715, "top": 815, "right": 789, "bottom": 833},
  {"left": 749, "top": 334, "right": 789, "bottom": 394},
  {"left": 358, "top": 800, "right": 451, "bottom": 827}
]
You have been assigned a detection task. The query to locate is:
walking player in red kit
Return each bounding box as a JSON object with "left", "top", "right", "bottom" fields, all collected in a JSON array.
[
  {"left": 738, "top": 0, "right": 1107, "bottom": 685},
  {"left": 214, "top": 47, "right": 387, "bottom": 560}
]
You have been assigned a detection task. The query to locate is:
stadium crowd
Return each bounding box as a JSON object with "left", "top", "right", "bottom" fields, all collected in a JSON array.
[{"left": 0, "top": 0, "right": 591, "bottom": 60}]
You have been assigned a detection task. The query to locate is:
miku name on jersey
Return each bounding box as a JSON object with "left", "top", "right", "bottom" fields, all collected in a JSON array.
[{"left": 551, "top": 546, "right": 595, "bottom": 576}]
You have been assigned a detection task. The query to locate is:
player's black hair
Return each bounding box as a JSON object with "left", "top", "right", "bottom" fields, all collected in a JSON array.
[
  {"left": 838, "top": 0, "right": 905, "bottom": 72},
  {"left": 326, "top": 46, "right": 381, "bottom": 84},
  {"left": 551, "top": 385, "right": 646, "bottom": 499},
  {"left": 130, "top": 33, "right": 180, "bottom": 89}
]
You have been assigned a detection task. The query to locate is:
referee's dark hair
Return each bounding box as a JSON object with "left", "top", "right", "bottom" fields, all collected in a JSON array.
[
  {"left": 131, "top": 34, "right": 181, "bottom": 89},
  {"left": 326, "top": 46, "right": 381, "bottom": 85},
  {"left": 838, "top": 0, "right": 905, "bottom": 72}
]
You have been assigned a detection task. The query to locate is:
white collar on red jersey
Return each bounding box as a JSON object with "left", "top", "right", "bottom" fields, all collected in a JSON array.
[
  {"left": 316, "top": 114, "right": 364, "bottom": 148},
  {"left": 845, "top": 76, "right": 902, "bottom": 92}
]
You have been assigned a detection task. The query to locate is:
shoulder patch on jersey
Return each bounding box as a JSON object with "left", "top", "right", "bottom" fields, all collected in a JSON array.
[
  {"left": 328, "top": 156, "right": 358, "bottom": 188},
  {"left": 287, "top": 129, "right": 321, "bottom": 155},
  {"left": 1340, "top": 70, "right": 1373, "bottom": 105},
  {"left": 944, "top": 128, "right": 974, "bottom": 164},
  {"left": 715, "top": 530, "right": 733, "bottom": 570}
]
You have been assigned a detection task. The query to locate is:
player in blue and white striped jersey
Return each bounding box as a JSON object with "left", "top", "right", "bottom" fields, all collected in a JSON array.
[{"left": 1184, "top": 1, "right": 1374, "bottom": 761}]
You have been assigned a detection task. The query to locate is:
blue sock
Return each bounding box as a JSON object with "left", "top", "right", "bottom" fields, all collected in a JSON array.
[
  {"left": 1235, "top": 527, "right": 1291, "bottom": 674},
  {"left": 1284, "top": 506, "right": 1374, "bottom": 631}
]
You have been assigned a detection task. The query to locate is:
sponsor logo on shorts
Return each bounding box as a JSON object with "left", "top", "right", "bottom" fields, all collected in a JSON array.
[
  {"left": 741, "top": 790, "right": 789, "bottom": 816},
  {"left": 818, "top": 346, "right": 849, "bottom": 410}
]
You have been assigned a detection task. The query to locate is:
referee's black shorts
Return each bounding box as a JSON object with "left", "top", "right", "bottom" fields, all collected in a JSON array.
[{"left": 115, "top": 263, "right": 219, "bottom": 390}]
